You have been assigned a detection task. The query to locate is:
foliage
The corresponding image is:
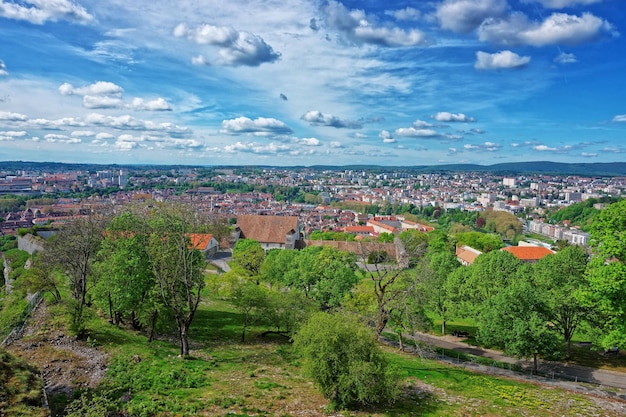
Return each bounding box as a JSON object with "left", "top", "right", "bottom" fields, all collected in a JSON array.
[
  {"left": 478, "top": 280, "right": 562, "bottom": 371},
  {"left": 547, "top": 197, "right": 619, "bottom": 231},
  {"left": 308, "top": 230, "right": 356, "bottom": 241},
  {"left": 0, "top": 349, "right": 45, "bottom": 416},
  {"left": 367, "top": 249, "right": 390, "bottom": 264},
  {"left": 0, "top": 234, "right": 17, "bottom": 252},
  {"left": 232, "top": 239, "right": 265, "bottom": 277},
  {"left": 293, "top": 312, "right": 399, "bottom": 410},
  {"left": 453, "top": 231, "right": 504, "bottom": 253},
  {"left": 581, "top": 198, "right": 626, "bottom": 348},
  {"left": 41, "top": 214, "right": 107, "bottom": 336},
  {"left": 479, "top": 211, "right": 523, "bottom": 239},
  {"left": 142, "top": 202, "right": 207, "bottom": 356},
  {"left": 230, "top": 281, "right": 270, "bottom": 342},
  {"left": 261, "top": 246, "right": 359, "bottom": 309},
  {"left": 532, "top": 245, "right": 590, "bottom": 358},
  {"left": 17, "top": 256, "right": 62, "bottom": 303}
]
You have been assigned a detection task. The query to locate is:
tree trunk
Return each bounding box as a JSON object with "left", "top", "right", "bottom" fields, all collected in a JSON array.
[
  {"left": 533, "top": 353, "right": 538, "bottom": 373},
  {"left": 441, "top": 319, "right": 446, "bottom": 336},
  {"left": 179, "top": 322, "right": 190, "bottom": 357},
  {"left": 565, "top": 336, "right": 572, "bottom": 359},
  {"left": 398, "top": 333, "right": 404, "bottom": 351}
]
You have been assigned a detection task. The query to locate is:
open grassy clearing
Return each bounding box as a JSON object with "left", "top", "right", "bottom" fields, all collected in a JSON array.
[{"left": 7, "top": 290, "right": 619, "bottom": 417}]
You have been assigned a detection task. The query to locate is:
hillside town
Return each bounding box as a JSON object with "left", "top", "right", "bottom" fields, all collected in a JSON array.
[{"left": 1, "top": 165, "right": 624, "bottom": 249}]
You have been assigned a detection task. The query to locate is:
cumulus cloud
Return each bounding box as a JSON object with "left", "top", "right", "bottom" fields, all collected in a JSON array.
[
  {"left": 385, "top": 7, "right": 421, "bottom": 21},
  {"left": 602, "top": 146, "right": 626, "bottom": 153},
  {"left": 59, "top": 81, "right": 124, "bottom": 96},
  {"left": 554, "top": 52, "right": 577, "bottom": 64},
  {"left": 479, "top": 12, "right": 615, "bottom": 46},
  {"left": 0, "top": 60, "right": 7, "bottom": 76},
  {"left": 521, "top": 0, "right": 602, "bottom": 8},
  {"left": 83, "top": 95, "right": 124, "bottom": 109},
  {"left": 220, "top": 116, "right": 293, "bottom": 135},
  {"left": 130, "top": 97, "right": 172, "bottom": 111},
  {"left": 329, "top": 141, "right": 343, "bottom": 148},
  {"left": 0, "top": 131, "right": 27, "bottom": 141},
  {"left": 475, "top": 50, "right": 530, "bottom": 69},
  {"left": 612, "top": 115, "right": 626, "bottom": 122},
  {"left": 0, "top": 111, "right": 27, "bottom": 121},
  {"left": 463, "top": 141, "right": 501, "bottom": 151},
  {"left": 85, "top": 113, "right": 191, "bottom": 136},
  {"left": 533, "top": 144, "right": 574, "bottom": 153},
  {"left": 379, "top": 130, "right": 396, "bottom": 143},
  {"left": 301, "top": 110, "right": 362, "bottom": 129},
  {"left": 224, "top": 141, "right": 292, "bottom": 154},
  {"left": 44, "top": 134, "right": 81, "bottom": 144},
  {"left": 300, "top": 137, "right": 321, "bottom": 146},
  {"left": 436, "top": 0, "right": 509, "bottom": 33},
  {"left": 173, "top": 23, "right": 280, "bottom": 66},
  {"left": 323, "top": 1, "right": 429, "bottom": 47},
  {"left": 580, "top": 152, "right": 597, "bottom": 157},
  {"left": 433, "top": 112, "right": 476, "bottom": 122},
  {"left": 71, "top": 130, "right": 96, "bottom": 137},
  {"left": 395, "top": 127, "right": 440, "bottom": 138},
  {"left": 0, "top": 0, "right": 93, "bottom": 25}
]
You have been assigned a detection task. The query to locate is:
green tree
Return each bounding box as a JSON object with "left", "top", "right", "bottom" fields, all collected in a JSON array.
[
  {"left": 231, "top": 281, "right": 269, "bottom": 342},
  {"left": 581, "top": 199, "right": 626, "bottom": 348},
  {"left": 293, "top": 312, "right": 399, "bottom": 410},
  {"left": 232, "top": 239, "right": 265, "bottom": 277},
  {"left": 418, "top": 250, "right": 460, "bottom": 335},
  {"left": 533, "top": 245, "right": 590, "bottom": 358},
  {"left": 42, "top": 214, "right": 107, "bottom": 336},
  {"left": 143, "top": 202, "right": 207, "bottom": 357},
  {"left": 479, "top": 280, "right": 561, "bottom": 371}
]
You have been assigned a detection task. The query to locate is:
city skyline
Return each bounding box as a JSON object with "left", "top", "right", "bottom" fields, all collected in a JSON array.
[{"left": 1, "top": 0, "right": 625, "bottom": 167}]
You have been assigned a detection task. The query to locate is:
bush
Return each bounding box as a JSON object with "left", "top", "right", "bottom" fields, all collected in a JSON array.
[{"left": 293, "top": 312, "right": 399, "bottom": 410}]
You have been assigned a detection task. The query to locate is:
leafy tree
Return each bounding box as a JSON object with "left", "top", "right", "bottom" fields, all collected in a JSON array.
[
  {"left": 454, "top": 231, "right": 504, "bottom": 253},
  {"left": 232, "top": 239, "right": 265, "bottom": 277},
  {"left": 142, "top": 202, "right": 207, "bottom": 356},
  {"left": 533, "top": 245, "right": 590, "bottom": 358},
  {"left": 581, "top": 199, "right": 626, "bottom": 348},
  {"left": 42, "top": 214, "right": 107, "bottom": 336},
  {"left": 479, "top": 280, "right": 561, "bottom": 371},
  {"left": 418, "top": 250, "right": 460, "bottom": 335},
  {"left": 18, "top": 256, "right": 62, "bottom": 303},
  {"left": 397, "top": 229, "right": 429, "bottom": 267},
  {"left": 367, "top": 249, "right": 390, "bottom": 264},
  {"left": 378, "top": 232, "right": 394, "bottom": 243},
  {"left": 293, "top": 312, "right": 399, "bottom": 410},
  {"left": 231, "top": 281, "right": 269, "bottom": 342}
]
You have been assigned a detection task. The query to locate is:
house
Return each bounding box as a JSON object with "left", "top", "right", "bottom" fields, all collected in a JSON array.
[
  {"left": 235, "top": 214, "right": 301, "bottom": 251},
  {"left": 187, "top": 233, "right": 219, "bottom": 258},
  {"left": 344, "top": 225, "right": 375, "bottom": 237},
  {"left": 500, "top": 245, "right": 555, "bottom": 263},
  {"left": 456, "top": 245, "right": 482, "bottom": 266}
]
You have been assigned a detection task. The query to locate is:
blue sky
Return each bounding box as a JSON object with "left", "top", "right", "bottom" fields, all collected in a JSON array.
[{"left": 0, "top": 0, "right": 625, "bottom": 167}]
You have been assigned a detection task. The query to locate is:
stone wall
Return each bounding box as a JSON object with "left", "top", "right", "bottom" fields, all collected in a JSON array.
[
  {"left": 304, "top": 239, "right": 397, "bottom": 260},
  {"left": 17, "top": 234, "right": 45, "bottom": 255}
]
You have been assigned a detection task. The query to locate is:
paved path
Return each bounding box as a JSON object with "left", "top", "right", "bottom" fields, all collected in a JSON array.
[{"left": 408, "top": 331, "right": 626, "bottom": 391}]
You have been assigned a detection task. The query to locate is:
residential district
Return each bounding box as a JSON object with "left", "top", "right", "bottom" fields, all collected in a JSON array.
[{"left": 1, "top": 165, "right": 625, "bottom": 255}]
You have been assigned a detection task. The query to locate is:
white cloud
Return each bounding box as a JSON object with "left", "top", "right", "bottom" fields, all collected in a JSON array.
[
  {"left": 612, "top": 115, "right": 626, "bottom": 123},
  {"left": 475, "top": 50, "right": 531, "bottom": 70},
  {"left": 301, "top": 110, "right": 361, "bottom": 129},
  {"left": 300, "top": 137, "right": 321, "bottom": 146},
  {"left": 85, "top": 113, "right": 192, "bottom": 136},
  {"left": 59, "top": 81, "right": 124, "bottom": 96},
  {"left": 385, "top": 7, "right": 421, "bottom": 21},
  {"left": 479, "top": 12, "right": 615, "bottom": 46},
  {"left": 323, "top": 0, "right": 429, "bottom": 47},
  {"left": 83, "top": 95, "right": 124, "bottom": 109},
  {"left": 220, "top": 116, "right": 293, "bottom": 135},
  {"left": 433, "top": 112, "right": 476, "bottom": 122},
  {"left": 173, "top": 23, "right": 280, "bottom": 66},
  {"left": 533, "top": 144, "right": 573, "bottom": 152},
  {"left": 0, "top": 60, "right": 7, "bottom": 76},
  {"left": 71, "top": 130, "right": 96, "bottom": 137},
  {"left": 223, "top": 141, "right": 292, "bottom": 154},
  {"left": 463, "top": 141, "right": 502, "bottom": 151},
  {"left": 329, "top": 141, "right": 343, "bottom": 148},
  {"left": 44, "top": 133, "right": 81, "bottom": 144},
  {"left": 130, "top": 97, "right": 172, "bottom": 111},
  {"left": 521, "top": 0, "right": 602, "bottom": 9},
  {"left": 554, "top": 52, "right": 577, "bottom": 64},
  {"left": 0, "top": 130, "right": 27, "bottom": 141},
  {"left": 581, "top": 152, "right": 597, "bottom": 157},
  {"left": 0, "top": 111, "right": 27, "bottom": 121},
  {"left": 395, "top": 127, "right": 440, "bottom": 137},
  {"left": 436, "top": 0, "right": 509, "bottom": 33},
  {"left": 0, "top": 0, "right": 93, "bottom": 25},
  {"left": 412, "top": 120, "right": 435, "bottom": 128}
]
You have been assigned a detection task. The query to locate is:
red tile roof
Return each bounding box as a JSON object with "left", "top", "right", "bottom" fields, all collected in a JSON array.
[
  {"left": 187, "top": 233, "right": 214, "bottom": 251},
  {"left": 237, "top": 215, "right": 299, "bottom": 244},
  {"left": 501, "top": 246, "right": 555, "bottom": 261}
]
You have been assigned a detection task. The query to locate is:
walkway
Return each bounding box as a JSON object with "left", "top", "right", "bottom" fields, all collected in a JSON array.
[{"left": 408, "top": 331, "right": 626, "bottom": 391}]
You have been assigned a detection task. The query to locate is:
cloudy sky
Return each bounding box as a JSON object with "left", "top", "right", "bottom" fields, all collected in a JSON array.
[{"left": 1, "top": 0, "right": 625, "bottom": 167}]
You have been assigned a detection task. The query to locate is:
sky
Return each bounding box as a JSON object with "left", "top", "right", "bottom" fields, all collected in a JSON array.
[{"left": 1, "top": 0, "right": 625, "bottom": 167}]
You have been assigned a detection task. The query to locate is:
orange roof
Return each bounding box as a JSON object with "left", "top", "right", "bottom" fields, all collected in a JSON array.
[
  {"left": 456, "top": 245, "right": 482, "bottom": 265},
  {"left": 501, "top": 246, "right": 555, "bottom": 261},
  {"left": 345, "top": 226, "right": 375, "bottom": 233},
  {"left": 187, "top": 233, "right": 215, "bottom": 251}
]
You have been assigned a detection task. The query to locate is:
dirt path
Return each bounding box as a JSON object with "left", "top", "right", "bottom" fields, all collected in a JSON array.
[{"left": 5, "top": 301, "right": 109, "bottom": 400}]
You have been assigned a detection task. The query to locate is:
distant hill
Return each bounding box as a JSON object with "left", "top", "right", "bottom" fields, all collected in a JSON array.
[{"left": 2, "top": 161, "right": 626, "bottom": 177}]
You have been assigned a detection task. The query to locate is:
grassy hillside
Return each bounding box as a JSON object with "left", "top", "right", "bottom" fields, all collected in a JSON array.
[
  {"left": 5, "top": 291, "right": 624, "bottom": 417},
  {"left": 0, "top": 349, "right": 46, "bottom": 416}
]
